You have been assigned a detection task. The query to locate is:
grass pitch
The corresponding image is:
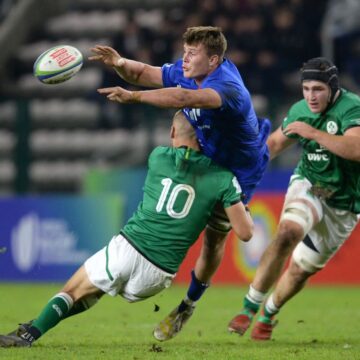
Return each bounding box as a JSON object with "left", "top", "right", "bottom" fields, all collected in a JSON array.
[{"left": 0, "top": 283, "right": 359, "bottom": 360}]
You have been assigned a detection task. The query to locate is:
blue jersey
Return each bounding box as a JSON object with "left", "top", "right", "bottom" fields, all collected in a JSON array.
[{"left": 162, "top": 58, "right": 270, "bottom": 203}]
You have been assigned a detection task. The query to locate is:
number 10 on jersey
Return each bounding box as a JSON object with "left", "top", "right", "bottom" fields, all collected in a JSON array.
[{"left": 156, "top": 178, "right": 195, "bottom": 219}]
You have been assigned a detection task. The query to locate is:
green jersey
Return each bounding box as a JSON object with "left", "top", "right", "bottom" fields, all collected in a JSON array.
[
  {"left": 122, "top": 146, "right": 242, "bottom": 273},
  {"left": 282, "top": 89, "right": 360, "bottom": 213}
]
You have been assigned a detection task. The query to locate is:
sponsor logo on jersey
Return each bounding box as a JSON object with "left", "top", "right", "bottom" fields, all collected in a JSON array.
[
  {"left": 307, "top": 153, "right": 329, "bottom": 161},
  {"left": 326, "top": 121, "right": 338, "bottom": 134}
]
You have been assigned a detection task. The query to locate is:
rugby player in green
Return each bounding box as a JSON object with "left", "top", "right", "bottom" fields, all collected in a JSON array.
[
  {"left": 228, "top": 57, "right": 360, "bottom": 340},
  {"left": 0, "top": 111, "right": 253, "bottom": 348}
]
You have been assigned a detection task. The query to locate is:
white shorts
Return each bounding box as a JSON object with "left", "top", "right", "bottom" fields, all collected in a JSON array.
[
  {"left": 84, "top": 234, "right": 175, "bottom": 302},
  {"left": 281, "top": 176, "right": 358, "bottom": 272}
]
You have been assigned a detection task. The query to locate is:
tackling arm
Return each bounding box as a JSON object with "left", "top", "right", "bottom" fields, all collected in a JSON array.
[{"left": 225, "top": 202, "right": 254, "bottom": 242}]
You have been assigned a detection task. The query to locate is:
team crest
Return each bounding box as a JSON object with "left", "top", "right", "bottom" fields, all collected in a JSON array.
[{"left": 326, "top": 121, "right": 338, "bottom": 134}]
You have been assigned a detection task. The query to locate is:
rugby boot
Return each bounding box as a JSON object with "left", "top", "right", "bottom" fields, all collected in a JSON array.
[
  {"left": 251, "top": 315, "right": 278, "bottom": 341},
  {"left": 153, "top": 305, "right": 195, "bottom": 341},
  {"left": 228, "top": 308, "right": 256, "bottom": 335}
]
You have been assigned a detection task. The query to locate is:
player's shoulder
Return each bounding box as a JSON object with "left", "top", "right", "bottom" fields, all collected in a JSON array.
[
  {"left": 213, "top": 59, "right": 241, "bottom": 82},
  {"left": 150, "top": 146, "right": 172, "bottom": 158},
  {"left": 289, "top": 99, "right": 308, "bottom": 114},
  {"left": 286, "top": 99, "right": 311, "bottom": 120},
  {"left": 206, "top": 158, "right": 236, "bottom": 178},
  {"left": 336, "top": 89, "right": 360, "bottom": 110}
]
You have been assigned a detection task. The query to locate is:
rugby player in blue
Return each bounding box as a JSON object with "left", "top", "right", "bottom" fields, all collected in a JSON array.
[{"left": 91, "top": 26, "right": 270, "bottom": 340}]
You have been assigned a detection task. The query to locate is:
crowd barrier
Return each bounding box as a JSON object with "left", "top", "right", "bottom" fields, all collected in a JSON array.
[{"left": 1, "top": 172, "right": 358, "bottom": 284}]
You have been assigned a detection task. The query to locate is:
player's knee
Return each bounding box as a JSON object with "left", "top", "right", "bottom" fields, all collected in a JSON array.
[
  {"left": 200, "top": 227, "right": 227, "bottom": 264},
  {"left": 204, "top": 226, "right": 228, "bottom": 249},
  {"left": 79, "top": 293, "right": 101, "bottom": 309},
  {"left": 288, "top": 259, "right": 313, "bottom": 283},
  {"left": 276, "top": 221, "right": 304, "bottom": 252}
]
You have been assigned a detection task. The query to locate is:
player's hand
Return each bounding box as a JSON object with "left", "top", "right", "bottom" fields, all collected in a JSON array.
[
  {"left": 283, "top": 121, "right": 317, "bottom": 140},
  {"left": 89, "top": 45, "right": 125, "bottom": 68},
  {"left": 97, "top": 86, "right": 140, "bottom": 103}
]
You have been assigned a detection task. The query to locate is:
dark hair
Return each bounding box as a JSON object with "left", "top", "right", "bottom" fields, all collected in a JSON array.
[
  {"left": 301, "top": 57, "right": 340, "bottom": 103},
  {"left": 183, "top": 26, "right": 227, "bottom": 61}
]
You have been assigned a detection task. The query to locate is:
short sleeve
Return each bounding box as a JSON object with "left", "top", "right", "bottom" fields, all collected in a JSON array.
[
  {"left": 203, "top": 77, "right": 242, "bottom": 110},
  {"left": 341, "top": 106, "right": 360, "bottom": 132},
  {"left": 161, "top": 60, "right": 183, "bottom": 88},
  {"left": 221, "top": 176, "right": 242, "bottom": 208}
]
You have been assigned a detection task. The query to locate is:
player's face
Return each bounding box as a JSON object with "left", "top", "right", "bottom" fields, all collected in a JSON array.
[
  {"left": 182, "top": 43, "right": 212, "bottom": 83},
  {"left": 302, "top": 80, "right": 330, "bottom": 113}
]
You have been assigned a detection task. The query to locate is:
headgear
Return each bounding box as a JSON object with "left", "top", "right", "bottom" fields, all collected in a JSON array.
[{"left": 301, "top": 57, "right": 340, "bottom": 104}]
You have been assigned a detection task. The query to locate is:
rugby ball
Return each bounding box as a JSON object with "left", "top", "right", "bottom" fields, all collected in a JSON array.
[{"left": 33, "top": 45, "right": 83, "bottom": 84}]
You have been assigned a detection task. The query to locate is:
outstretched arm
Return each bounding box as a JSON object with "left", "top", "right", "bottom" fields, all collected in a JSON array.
[
  {"left": 89, "top": 45, "right": 163, "bottom": 88},
  {"left": 284, "top": 121, "right": 360, "bottom": 161},
  {"left": 97, "top": 86, "right": 222, "bottom": 109}
]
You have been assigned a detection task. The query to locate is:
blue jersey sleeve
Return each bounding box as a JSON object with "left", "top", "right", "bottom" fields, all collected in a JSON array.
[
  {"left": 203, "top": 77, "right": 243, "bottom": 110},
  {"left": 201, "top": 60, "right": 247, "bottom": 112},
  {"left": 162, "top": 60, "right": 183, "bottom": 88}
]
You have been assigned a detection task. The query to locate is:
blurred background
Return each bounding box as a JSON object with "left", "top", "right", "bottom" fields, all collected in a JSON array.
[{"left": 0, "top": 0, "right": 359, "bottom": 284}]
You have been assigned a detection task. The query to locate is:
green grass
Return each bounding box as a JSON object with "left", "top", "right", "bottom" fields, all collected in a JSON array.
[{"left": 0, "top": 283, "right": 359, "bottom": 359}]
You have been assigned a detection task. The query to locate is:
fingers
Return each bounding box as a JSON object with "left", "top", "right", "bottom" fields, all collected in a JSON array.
[
  {"left": 97, "top": 87, "right": 116, "bottom": 94},
  {"left": 97, "top": 87, "right": 122, "bottom": 101},
  {"left": 88, "top": 55, "right": 103, "bottom": 61},
  {"left": 89, "top": 45, "right": 119, "bottom": 56}
]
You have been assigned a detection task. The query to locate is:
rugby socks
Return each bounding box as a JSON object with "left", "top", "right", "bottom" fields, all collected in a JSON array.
[
  {"left": 178, "top": 270, "right": 209, "bottom": 313},
  {"left": 28, "top": 292, "right": 74, "bottom": 340},
  {"left": 263, "top": 293, "right": 279, "bottom": 319},
  {"left": 241, "top": 285, "right": 266, "bottom": 317}
]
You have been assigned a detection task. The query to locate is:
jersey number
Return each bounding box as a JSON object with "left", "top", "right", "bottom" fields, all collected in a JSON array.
[{"left": 156, "top": 178, "right": 195, "bottom": 219}]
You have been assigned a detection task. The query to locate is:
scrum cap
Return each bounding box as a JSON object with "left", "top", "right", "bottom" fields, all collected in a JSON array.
[{"left": 301, "top": 57, "right": 339, "bottom": 103}]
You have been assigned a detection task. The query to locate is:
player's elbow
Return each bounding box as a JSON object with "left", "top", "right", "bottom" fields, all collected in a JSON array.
[{"left": 233, "top": 222, "right": 254, "bottom": 242}]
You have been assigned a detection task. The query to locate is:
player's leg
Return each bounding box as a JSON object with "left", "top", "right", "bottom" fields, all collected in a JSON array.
[
  {"left": 251, "top": 256, "right": 312, "bottom": 340},
  {"left": 0, "top": 265, "right": 102, "bottom": 347},
  {"left": 251, "top": 204, "right": 358, "bottom": 340},
  {"left": 228, "top": 177, "right": 322, "bottom": 335},
  {"left": 228, "top": 219, "right": 304, "bottom": 335},
  {"left": 154, "top": 204, "right": 230, "bottom": 341}
]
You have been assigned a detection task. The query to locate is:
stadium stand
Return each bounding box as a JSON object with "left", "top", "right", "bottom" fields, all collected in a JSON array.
[{"left": 0, "top": 0, "right": 358, "bottom": 194}]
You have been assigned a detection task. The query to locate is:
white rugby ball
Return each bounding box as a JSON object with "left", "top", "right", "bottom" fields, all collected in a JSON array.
[{"left": 33, "top": 45, "right": 83, "bottom": 84}]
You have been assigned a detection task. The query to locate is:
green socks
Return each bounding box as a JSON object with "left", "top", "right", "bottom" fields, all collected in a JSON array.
[{"left": 32, "top": 292, "right": 74, "bottom": 336}]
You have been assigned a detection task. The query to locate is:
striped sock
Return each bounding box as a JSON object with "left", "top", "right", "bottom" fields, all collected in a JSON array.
[
  {"left": 242, "top": 285, "right": 266, "bottom": 314},
  {"left": 263, "top": 293, "right": 279, "bottom": 318},
  {"left": 31, "top": 292, "right": 74, "bottom": 337}
]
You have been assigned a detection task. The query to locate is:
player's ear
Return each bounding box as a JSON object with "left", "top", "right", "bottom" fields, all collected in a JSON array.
[
  {"left": 170, "top": 125, "right": 175, "bottom": 139},
  {"left": 209, "top": 54, "right": 219, "bottom": 67}
]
